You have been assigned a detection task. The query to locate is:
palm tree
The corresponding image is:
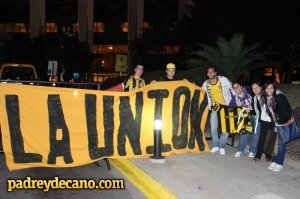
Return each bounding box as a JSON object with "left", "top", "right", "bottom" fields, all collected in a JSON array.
[{"left": 185, "top": 33, "right": 276, "bottom": 82}]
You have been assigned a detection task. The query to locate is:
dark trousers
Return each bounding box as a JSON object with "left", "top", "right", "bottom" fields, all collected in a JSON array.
[{"left": 255, "top": 120, "right": 273, "bottom": 160}]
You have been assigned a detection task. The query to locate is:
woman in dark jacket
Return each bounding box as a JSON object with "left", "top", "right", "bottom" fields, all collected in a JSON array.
[{"left": 263, "top": 81, "right": 294, "bottom": 172}]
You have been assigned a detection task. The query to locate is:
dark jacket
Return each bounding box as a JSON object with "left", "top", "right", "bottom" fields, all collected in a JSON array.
[{"left": 274, "top": 94, "right": 293, "bottom": 125}]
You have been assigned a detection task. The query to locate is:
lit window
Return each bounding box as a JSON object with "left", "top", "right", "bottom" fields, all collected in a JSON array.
[
  {"left": 92, "top": 45, "right": 128, "bottom": 54},
  {"left": 147, "top": 45, "right": 179, "bottom": 54},
  {"left": 121, "top": 22, "right": 128, "bottom": 32},
  {"left": 94, "top": 22, "right": 105, "bottom": 32},
  {"left": 13, "top": 23, "right": 29, "bottom": 32},
  {"left": 143, "top": 22, "right": 152, "bottom": 30},
  {"left": 0, "top": 24, "right": 12, "bottom": 32},
  {"left": 73, "top": 23, "right": 78, "bottom": 32},
  {"left": 0, "top": 23, "right": 29, "bottom": 32},
  {"left": 46, "top": 23, "right": 58, "bottom": 32}
]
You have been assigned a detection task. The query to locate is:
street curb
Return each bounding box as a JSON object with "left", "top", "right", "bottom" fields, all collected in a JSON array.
[{"left": 110, "top": 159, "right": 179, "bottom": 199}]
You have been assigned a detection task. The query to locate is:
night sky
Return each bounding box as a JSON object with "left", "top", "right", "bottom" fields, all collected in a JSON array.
[{"left": 181, "top": 0, "right": 299, "bottom": 48}]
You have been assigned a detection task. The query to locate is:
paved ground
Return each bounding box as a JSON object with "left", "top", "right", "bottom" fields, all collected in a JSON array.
[
  {"left": 0, "top": 156, "right": 144, "bottom": 199},
  {"left": 1, "top": 140, "right": 300, "bottom": 199},
  {"left": 286, "top": 139, "right": 300, "bottom": 162},
  {"left": 131, "top": 144, "right": 300, "bottom": 199}
]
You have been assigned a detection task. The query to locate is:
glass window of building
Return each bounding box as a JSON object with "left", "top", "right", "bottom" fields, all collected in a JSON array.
[
  {"left": 46, "top": 23, "right": 58, "bottom": 32},
  {"left": 0, "top": 23, "right": 29, "bottom": 33},
  {"left": 93, "top": 45, "right": 128, "bottom": 54},
  {"left": 94, "top": 22, "right": 105, "bottom": 32},
  {"left": 143, "top": 22, "right": 152, "bottom": 30},
  {"left": 14, "top": 23, "right": 29, "bottom": 32},
  {"left": 121, "top": 22, "right": 128, "bottom": 32},
  {"left": 73, "top": 23, "right": 78, "bottom": 32}
]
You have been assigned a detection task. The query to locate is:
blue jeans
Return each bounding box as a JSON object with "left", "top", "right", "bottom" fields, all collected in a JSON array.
[
  {"left": 237, "top": 122, "right": 260, "bottom": 153},
  {"left": 210, "top": 110, "right": 229, "bottom": 149},
  {"left": 272, "top": 126, "right": 287, "bottom": 165}
]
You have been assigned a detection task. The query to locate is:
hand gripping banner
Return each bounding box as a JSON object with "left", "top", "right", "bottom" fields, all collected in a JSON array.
[{"left": 0, "top": 81, "right": 209, "bottom": 170}]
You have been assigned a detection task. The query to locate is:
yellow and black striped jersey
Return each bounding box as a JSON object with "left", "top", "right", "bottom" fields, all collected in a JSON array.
[{"left": 124, "top": 76, "right": 145, "bottom": 91}]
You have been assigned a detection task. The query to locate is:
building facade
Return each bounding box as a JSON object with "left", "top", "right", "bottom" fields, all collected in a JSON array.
[{"left": 0, "top": 0, "right": 193, "bottom": 82}]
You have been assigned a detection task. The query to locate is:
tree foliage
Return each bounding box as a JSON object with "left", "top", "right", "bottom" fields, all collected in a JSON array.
[
  {"left": 177, "top": 0, "right": 299, "bottom": 83},
  {"left": 185, "top": 33, "right": 276, "bottom": 82}
]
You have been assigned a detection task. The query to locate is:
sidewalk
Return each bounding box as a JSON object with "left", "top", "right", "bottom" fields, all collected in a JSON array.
[
  {"left": 1, "top": 142, "right": 299, "bottom": 198},
  {"left": 0, "top": 156, "right": 143, "bottom": 199},
  {"left": 129, "top": 143, "right": 300, "bottom": 199}
]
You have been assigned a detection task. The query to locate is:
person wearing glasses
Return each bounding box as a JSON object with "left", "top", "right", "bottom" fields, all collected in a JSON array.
[{"left": 229, "top": 82, "right": 257, "bottom": 158}]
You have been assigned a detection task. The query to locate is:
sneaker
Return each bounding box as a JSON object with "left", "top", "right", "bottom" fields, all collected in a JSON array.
[
  {"left": 235, "top": 151, "right": 242, "bottom": 157},
  {"left": 210, "top": 147, "right": 219, "bottom": 153},
  {"left": 272, "top": 164, "right": 283, "bottom": 172},
  {"left": 248, "top": 152, "right": 255, "bottom": 158},
  {"left": 268, "top": 162, "right": 277, "bottom": 170},
  {"left": 220, "top": 148, "right": 225, "bottom": 155}
]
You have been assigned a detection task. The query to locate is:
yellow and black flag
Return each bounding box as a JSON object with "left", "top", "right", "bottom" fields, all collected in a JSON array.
[
  {"left": 235, "top": 107, "right": 254, "bottom": 133},
  {"left": 214, "top": 104, "right": 242, "bottom": 134}
]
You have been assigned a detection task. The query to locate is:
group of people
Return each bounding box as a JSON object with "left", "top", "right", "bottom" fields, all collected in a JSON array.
[
  {"left": 202, "top": 66, "right": 297, "bottom": 172},
  {"left": 124, "top": 63, "right": 298, "bottom": 172},
  {"left": 123, "top": 62, "right": 178, "bottom": 91}
]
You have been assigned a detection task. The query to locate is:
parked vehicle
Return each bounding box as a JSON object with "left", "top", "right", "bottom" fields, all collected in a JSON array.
[{"left": 0, "top": 63, "right": 38, "bottom": 81}]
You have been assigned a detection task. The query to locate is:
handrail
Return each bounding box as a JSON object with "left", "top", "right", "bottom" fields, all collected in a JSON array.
[{"left": 0, "top": 80, "right": 102, "bottom": 90}]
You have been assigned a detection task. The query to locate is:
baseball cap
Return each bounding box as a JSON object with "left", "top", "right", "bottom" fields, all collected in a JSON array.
[{"left": 166, "top": 63, "right": 176, "bottom": 69}]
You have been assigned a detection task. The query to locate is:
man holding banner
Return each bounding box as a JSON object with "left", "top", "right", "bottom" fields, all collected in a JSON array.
[
  {"left": 151, "top": 63, "right": 188, "bottom": 84},
  {"left": 123, "top": 64, "right": 145, "bottom": 91},
  {"left": 202, "top": 67, "right": 235, "bottom": 155},
  {"left": 150, "top": 63, "right": 178, "bottom": 83}
]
